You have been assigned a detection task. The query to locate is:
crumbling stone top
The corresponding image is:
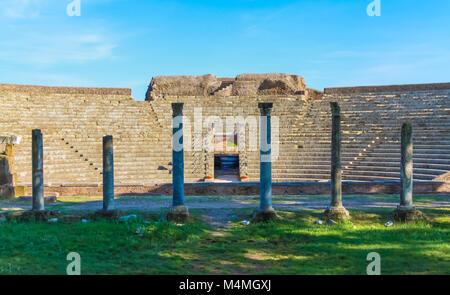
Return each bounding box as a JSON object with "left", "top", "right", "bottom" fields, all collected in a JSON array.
[
  {"left": 146, "top": 73, "right": 316, "bottom": 100},
  {"left": 147, "top": 74, "right": 221, "bottom": 99}
]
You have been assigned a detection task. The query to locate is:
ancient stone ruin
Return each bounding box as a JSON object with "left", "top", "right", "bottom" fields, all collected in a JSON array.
[
  {"left": 146, "top": 73, "right": 316, "bottom": 100},
  {"left": 0, "top": 73, "right": 449, "bottom": 197},
  {"left": 0, "top": 136, "right": 21, "bottom": 199}
]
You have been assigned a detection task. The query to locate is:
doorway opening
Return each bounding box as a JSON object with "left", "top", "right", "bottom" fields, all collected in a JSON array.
[{"left": 214, "top": 154, "right": 240, "bottom": 182}]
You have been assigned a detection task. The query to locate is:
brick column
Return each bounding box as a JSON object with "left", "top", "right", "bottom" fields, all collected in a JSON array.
[
  {"left": 330, "top": 102, "right": 343, "bottom": 207},
  {"left": 32, "top": 129, "right": 44, "bottom": 211},
  {"left": 167, "top": 103, "right": 190, "bottom": 222},
  {"left": 323, "top": 102, "right": 350, "bottom": 221},
  {"left": 94, "top": 135, "right": 120, "bottom": 219},
  {"left": 102, "top": 135, "right": 115, "bottom": 211},
  {"left": 394, "top": 123, "right": 424, "bottom": 221},
  {"left": 252, "top": 103, "right": 277, "bottom": 222}
]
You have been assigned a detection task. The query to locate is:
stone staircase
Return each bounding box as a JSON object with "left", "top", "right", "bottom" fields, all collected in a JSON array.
[
  {"left": 0, "top": 83, "right": 448, "bottom": 186},
  {"left": 213, "top": 81, "right": 234, "bottom": 97},
  {"left": 0, "top": 87, "right": 173, "bottom": 186},
  {"left": 310, "top": 89, "right": 450, "bottom": 182}
]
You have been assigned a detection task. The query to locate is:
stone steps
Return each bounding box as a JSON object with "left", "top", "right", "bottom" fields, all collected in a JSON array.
[{"left": 2, "top": 87, "right": 449, "bottom": 185}]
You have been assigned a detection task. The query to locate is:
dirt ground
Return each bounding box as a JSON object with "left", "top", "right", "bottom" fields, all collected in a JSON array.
[
  {"left": 1, "top": 194, "right": 448, "bottom": 228},
  {"left": 6, "top": 195, "right": 450, "bottom": 209}
]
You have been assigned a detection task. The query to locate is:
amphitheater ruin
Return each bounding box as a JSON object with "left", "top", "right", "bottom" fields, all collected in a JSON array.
[{"left": 0, "top": 73, "right": 449, "bottom": 198}]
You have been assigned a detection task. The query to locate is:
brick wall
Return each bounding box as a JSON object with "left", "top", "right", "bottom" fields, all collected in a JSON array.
[{"left": 0, "top": 82, "right": 449, "bottom": 191}]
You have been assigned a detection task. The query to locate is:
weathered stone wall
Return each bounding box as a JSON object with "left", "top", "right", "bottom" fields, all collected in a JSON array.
[
  {"left": 146, "top": 73, "right": 308, "bottom": 100},
  {"left": 146, "top": 81, "right": 450, "bottom": 185},
  {"left": 147, "top": 94, "right": 308, "bottom": 183},
  {"left": 0, "top": 79, "right": 448, "bottom": 195},
  {"left": 322, "top": 83, "right": 450, "bottom": 182},
  {"left": 21, "top": 181, "right": 450, "bottom": 197},
  {"left": 0, "top": 83, "right": 153, "bottom": 187},
  {"left": 0, "top": 148, "right": 15, "bottom": 199},
  {"left": 1, "top": 81, "right": 310, "bottom": 187}
]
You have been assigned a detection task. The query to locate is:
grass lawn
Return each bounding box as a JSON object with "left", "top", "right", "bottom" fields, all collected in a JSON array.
[{"left": 0, "top": 196, "right": 449, "bottom": 275}]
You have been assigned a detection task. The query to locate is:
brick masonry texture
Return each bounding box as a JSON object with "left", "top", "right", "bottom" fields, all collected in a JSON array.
[
  {"left": 0, "top": 75, "right": 449, "bottom": 195},
  {"left": 0, "top": 83, "right": 131, "bottom": 95},
  {"left": 21, "top": 181, "right": 450, "bottom": 197}
]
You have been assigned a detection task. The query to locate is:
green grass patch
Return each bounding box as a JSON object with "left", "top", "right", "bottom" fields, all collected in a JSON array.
[{"left": 0, "top": 206, "right": 448, "bottom": 275}]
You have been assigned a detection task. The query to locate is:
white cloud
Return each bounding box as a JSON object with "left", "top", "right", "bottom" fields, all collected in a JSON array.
[
  {"left": 0, "top": 0, "right": 46, "bottom": 19},
  {"left": 0, "top": 0, "right": 120, "bottom": 65},
  {"left": 0, "top": 30, "right": 117, "bottom": 65}
]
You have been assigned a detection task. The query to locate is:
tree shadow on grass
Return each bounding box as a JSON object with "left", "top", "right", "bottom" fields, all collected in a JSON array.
[
  {"left": 167, "top": 208, "right": 450, "bottom": 275},
  {"left": 1, "top": 207, "right": 448, "bottom": 275}
]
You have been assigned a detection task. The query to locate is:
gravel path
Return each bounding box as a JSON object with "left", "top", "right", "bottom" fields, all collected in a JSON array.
[
  {"left": 1, "top": 196, "right": 449, "bottom": 212},
  {"left": 1, "top": 195, "right": 448, "bottom": 229},
  {"left": 64, "top": 197, "right": 450, "bottom": 211}
]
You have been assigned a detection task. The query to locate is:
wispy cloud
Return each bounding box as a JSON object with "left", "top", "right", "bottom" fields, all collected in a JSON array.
[
  {"left": 0, "top": 0, "right": 120, "bottom": 65},
  {"left": 0, "top": 30, "right": 117, "bottom": 65},
  {"left": 0, "top": 0, "right": 46, "bottom": 19}
]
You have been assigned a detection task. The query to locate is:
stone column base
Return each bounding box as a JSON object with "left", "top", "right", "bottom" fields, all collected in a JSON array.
[
  {"left": 93, "top": 209, "right": 122, "bottom": 220},
  {"left": 3, "top": 210, "right": 59, "bottom": 222},
  {"left": 0, "top": 184, "right": 15, "bottom": 200},
  {"left": 323, "top": 206, "right": 351, "bottom": 221},
  {"left": 393, "top": 206, "right": 426, "bottom": 222},
  {"left": 167, "top": 205, "right": 190, "bottom": 222},
  {"left": 251, "top": 209, "right": 279, "bottom": 222}
]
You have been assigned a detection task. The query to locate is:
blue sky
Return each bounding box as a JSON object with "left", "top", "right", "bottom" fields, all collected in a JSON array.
[{"left": 0, "top": 0, "right": 449, "bottom": 100}]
